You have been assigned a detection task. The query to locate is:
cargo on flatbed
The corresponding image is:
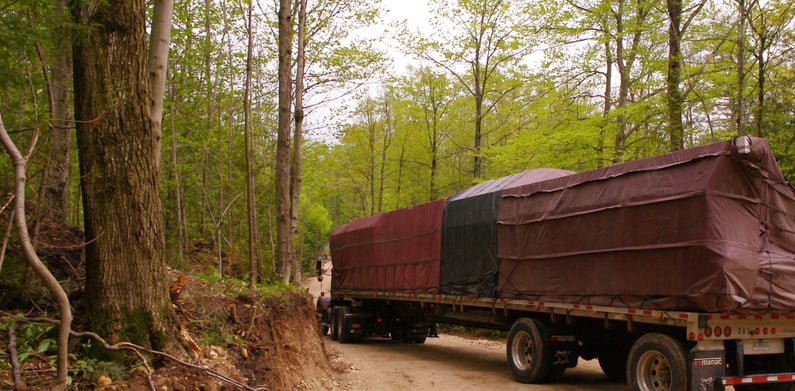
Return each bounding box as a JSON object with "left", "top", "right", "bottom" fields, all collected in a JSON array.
[{"left": 322, "top": 136, "right": 795, "bottom": 391}]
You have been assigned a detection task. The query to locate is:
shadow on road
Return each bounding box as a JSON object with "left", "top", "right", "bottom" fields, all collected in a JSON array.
[{"left": 325, "top": 335, "right": 630, "bottom": 390}]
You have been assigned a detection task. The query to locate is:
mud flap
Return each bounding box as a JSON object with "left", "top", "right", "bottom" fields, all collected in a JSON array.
[
  {"left": 550, "top": 335, "right": 579, "bottom": 369},
  {"left": 690, "top": 348, "right": 725, "bottom": 391}
]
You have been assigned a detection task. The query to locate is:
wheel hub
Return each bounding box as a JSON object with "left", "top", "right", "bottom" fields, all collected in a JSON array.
[
  {"left": 511, "top": 331, "right": 534, "bottom": 370},
  {"left": 637, "top": 351, "right": 672, "bottom": 391}
]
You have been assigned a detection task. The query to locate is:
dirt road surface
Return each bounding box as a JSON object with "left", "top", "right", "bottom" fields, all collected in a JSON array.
[
  {"left": 307, "top": 261, "right": 631, "bottom": 391},
  {"left": 325, "top": 334, "right": 629, "bottom": 391}
]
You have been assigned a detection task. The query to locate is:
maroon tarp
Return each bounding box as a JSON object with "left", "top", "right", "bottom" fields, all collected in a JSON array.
[
  {"left": 497, "top": 138, "right": 795, "bottom": 313},
  {"left": 330, "top": 199, "right": 446, "bottom": 293}
]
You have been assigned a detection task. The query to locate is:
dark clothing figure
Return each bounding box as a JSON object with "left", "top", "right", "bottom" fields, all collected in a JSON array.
[{"left": 428, "top": 322, "right": 438, "bottom": 337}]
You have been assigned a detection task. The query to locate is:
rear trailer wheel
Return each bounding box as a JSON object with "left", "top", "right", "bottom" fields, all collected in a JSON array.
[
  {"left": 506, "top": 318, "right": 553, "bottom": 384},
  {"left": 338, "top": 306, "right": 354, "bottom": 343},
  {"left": 627, "top": 333, "right": 688, "bottom": 391},
  {"left": 330, "top": 308, "right": 340, "bottom": 341}
]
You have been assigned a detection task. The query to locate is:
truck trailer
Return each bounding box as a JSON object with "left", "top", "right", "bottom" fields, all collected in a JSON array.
[{"left": 321, "top": 136, "right": 795, "bottom": 391}]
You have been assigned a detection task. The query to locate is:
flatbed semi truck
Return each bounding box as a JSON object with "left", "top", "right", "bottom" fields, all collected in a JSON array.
[{"left": 321, "top": 136, "right": 795, "bottom": 391}]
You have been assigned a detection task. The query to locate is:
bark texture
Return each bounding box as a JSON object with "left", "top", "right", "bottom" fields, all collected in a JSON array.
[{"left": 70, "top": 0, "right": 174, "bottom": 347}]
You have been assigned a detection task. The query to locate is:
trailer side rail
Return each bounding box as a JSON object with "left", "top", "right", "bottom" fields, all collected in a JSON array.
[{"left": 332, "top": 289, "right": 795, "bottom": 342}]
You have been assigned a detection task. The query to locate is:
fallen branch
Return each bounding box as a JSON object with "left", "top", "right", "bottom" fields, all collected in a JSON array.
[
  {"left": 77, "top": 330, "right": 270, "bottom": 391},
  {"left": 3, "top": 312, "right": 270, "bottom": 391}
]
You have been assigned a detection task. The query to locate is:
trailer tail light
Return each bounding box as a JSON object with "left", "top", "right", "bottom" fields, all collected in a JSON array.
[{"left": 697, "top": 326, "right": 734, "bottom": 339}]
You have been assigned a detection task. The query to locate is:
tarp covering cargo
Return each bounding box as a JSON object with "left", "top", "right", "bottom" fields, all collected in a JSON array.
[
  {"left": 330, "top": 198, "right": 446, "bottom": 293},
  {"left": 498, "top": 137, "right": 795, "bottom": 313},
  {"left": 440, "top": 168, "right": 574, "bottom": 296}
]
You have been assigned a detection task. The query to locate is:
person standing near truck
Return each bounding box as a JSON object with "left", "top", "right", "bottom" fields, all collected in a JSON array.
[{"left": 316, "top": 291, "right": 332, "bottom": 335}]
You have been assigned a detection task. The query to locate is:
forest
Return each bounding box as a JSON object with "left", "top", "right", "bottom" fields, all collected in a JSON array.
[
  {"left": 1, "top": 0, "right": 794, "bottom": 282},
  {"left": 0, "top": 0, "right": 793, "bottom": 387}
]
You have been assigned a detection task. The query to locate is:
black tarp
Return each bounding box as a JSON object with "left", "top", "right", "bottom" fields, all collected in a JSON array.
[{"left": 440, "top": 169, "right": 574, "bottom": 296}]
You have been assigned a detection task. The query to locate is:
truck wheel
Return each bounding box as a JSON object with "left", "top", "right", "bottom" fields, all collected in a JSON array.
[
  {"left": 338, "top": 306, "right": 353, "bottom": 343},
  {"left": 330, "top": 307, "right": 340, "bottom": 341},
  {"left": 506, "top": 318, "right": 553, "bottom": 384},
  {"left": 627, "top": 333, "right": 687, "bottom": 391}
]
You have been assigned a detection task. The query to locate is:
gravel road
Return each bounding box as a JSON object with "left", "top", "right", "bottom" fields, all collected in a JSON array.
[
  {"left": 307, "top": 261, "right": 630, "bottom": 391},
  {"left": 325, "top": 333, "right": 631, "bottom": 391}
]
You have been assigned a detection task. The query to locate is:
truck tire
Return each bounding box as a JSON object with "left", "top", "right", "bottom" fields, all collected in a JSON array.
[
  {"left": 338, "top": 306, "right": 354, "bottom": 343},
  {"left": 506, "top": 318, "right": 553, "bottom": 384},
  {"left": 627, "top": 333, "right": 687, "bottom": 391},
  {"left": 330, "top": 307, "right": 340, "bottom": 341}
]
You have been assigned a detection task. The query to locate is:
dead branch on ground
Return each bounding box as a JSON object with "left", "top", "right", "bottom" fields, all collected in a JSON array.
[{"left": 2, "top": 313, "right": 269, "bottom": 391}]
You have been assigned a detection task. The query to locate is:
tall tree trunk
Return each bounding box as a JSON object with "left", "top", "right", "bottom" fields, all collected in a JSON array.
[
  {"left": 473, "top": 78, "right": 484, "bottom": 179},
  {"left": 202, "top": 0, "right": 215, "bottom": 252},
  {"left": 148, "top": 0, "right": 173, "bottom": 170},
  {"left": 612, "top": 0, "right": 648, "bottom": 162},
  {"left": 667, "top": 0, "right": 684, "bottom": 151},
  {"left": 290, "top": 0, "right": 307, "bottom": 285},
  {"left": 38, "top": 0, "right": 72, "bottom": 226},
  {"left": 277, "top": 0, "right": 293, "bottom": 283},
  {"left": 71, "top": 0, "right": 174, "bottom": 349},
  {"left": 169, "top": 104, "right": 185, "bottom": 261},
  {"left": 378, "top": 93, "right": 394, "bottom": 213},
  {"left": 755, "top": 32, "right": 765, "bottom": 138},
  {"left": 735, "top": 0, "right": 748, "bottom": 135},
  {"left": 244, "top": 0, "right": 258, "bottom": 286},
  {"left": 367, "top": 112, "right": 376, "bottom": 215}
]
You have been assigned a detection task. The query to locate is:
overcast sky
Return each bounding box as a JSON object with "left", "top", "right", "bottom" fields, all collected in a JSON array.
[{"left": 381, "top": 0, "right": 430, "bottom": 30}]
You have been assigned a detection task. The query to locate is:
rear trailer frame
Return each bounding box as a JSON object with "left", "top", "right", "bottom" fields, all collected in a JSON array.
[{"left": 329, "top": 289, "right": 795, "bottom": 391}]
